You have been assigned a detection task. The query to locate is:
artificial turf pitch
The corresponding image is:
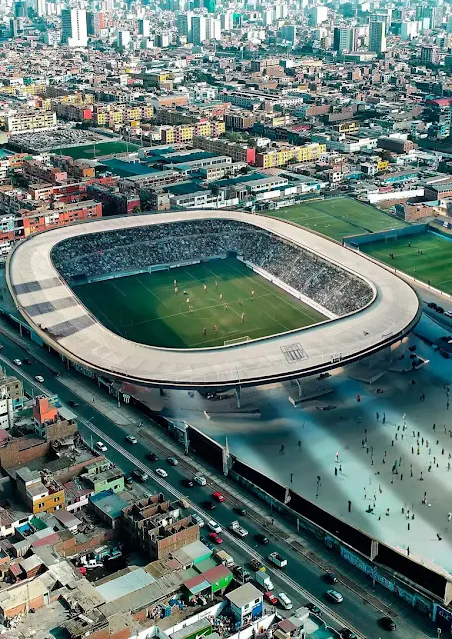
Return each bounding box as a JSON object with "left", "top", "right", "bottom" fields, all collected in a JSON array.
[
  {"left": 74, "top": 257, "right": 326, "bottom": 349},
  {"left": 363, "top": 231, "right": 452, "bottom": 295},
  {"left": 52, "top": 141, "right": 139, "bottom": 160},
  {"left": 267, "top": 198, "right": 407, "bottom": 242}
]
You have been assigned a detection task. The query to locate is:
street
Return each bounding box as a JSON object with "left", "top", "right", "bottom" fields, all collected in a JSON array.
[{"left": 0, "top": 322, "right": 438, "bottom": 639}]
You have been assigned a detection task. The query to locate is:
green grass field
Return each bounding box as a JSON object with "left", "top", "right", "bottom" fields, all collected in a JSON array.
[
  {"left": 53, "top": 141, "right": 139, "bottom": 159},
  {"left": 74, "top": 257, "right": 325, "bottom": 348},
  {"left": 363, "top": 231, "right": 452, "bottom": 294},
  {"left": 266, "top": 198, "right": 407, "bottom": 242}
]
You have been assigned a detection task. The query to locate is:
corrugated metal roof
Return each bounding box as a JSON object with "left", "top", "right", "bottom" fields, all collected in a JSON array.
[{"left": 96, "top": 568, "right": 155, "bottom": 603}]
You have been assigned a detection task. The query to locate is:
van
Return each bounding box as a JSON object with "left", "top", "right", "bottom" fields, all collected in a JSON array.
[{"left": 278, "top": 593, "right": 292, "bottom": 610}]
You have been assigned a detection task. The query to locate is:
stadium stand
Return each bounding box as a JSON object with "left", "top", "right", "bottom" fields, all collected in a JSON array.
[{"left": 51, "top": 220, "right": 373, "bottom": 316}]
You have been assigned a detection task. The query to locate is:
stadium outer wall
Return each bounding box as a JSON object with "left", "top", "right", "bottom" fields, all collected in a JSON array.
[{"left": 6, "top": 210, "right": 422, "bottom": 390}]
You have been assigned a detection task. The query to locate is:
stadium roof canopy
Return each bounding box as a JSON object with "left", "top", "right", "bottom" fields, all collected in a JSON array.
[{"left": 7, "top": 210, "right": 421, "bottom": 389}]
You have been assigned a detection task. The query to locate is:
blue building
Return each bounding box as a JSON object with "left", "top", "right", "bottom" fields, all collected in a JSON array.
[{"left": 226, "top": 583, "right": 263, "bottom": 626}]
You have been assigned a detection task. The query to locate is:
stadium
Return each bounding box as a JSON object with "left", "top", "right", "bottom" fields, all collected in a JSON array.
[{"left": 7, "top": 210, "right": 421, "bottom": 389}]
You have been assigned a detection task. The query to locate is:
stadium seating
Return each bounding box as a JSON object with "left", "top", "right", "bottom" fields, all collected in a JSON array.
[{"left": 51, "top": 220, "right": 373, "bottom": 316}]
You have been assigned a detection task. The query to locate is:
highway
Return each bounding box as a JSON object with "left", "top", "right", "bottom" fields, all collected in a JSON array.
[{"left": 0, "top": 324, "right": 437, "bottom": 639}]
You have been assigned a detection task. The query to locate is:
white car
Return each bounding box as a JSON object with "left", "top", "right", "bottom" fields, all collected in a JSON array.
[
  {"left": 96, "top": 441, "right": 107, "bottom": 452},
  {"left": 207, "top": 520, "right": 222, "bottom": 533},
  {"left": 192, "top": 513, "right": 205, "bottom": 527},
  {"left": 13, "top": 359, "right": 22, "bottom": 366},
  {"left": 278, "top": 593, "right": 293, "bottom": 610},
  {"left": 35, "top": 375, "right": 44, "bottom": 383},
  {"left": 126, "top": 435, "right": 138, "bottom": 444},
  {"left": 194, "top": 475, "right": 207, "bottom": 486},
  {"left": 155, "top": 468, "right": 168, "bottom": 478}
]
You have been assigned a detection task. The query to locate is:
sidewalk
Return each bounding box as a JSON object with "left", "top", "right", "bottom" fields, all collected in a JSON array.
[{"left": 0, "top": 317, "right": 402, "bottom": 617}]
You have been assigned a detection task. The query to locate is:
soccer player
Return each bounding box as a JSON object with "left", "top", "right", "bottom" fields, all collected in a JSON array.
[
  {"left": 203, "top": 284, "right": 207, "bottom": 293},
  {"left": 215, "top": 281, "right": 218, "bottom": 288},
  {"left": 241, "top": 312, "right": 245, "bottom": 323},
  {"left": 174, "top": 286, "right": 178, "bottom": 294},
  {"left": 251, "top": 290, "right": 255, "bottom": 300},
  {"left": 219, "top": 293, "right": 223, "bottom": 302},
  {"left": 186, "top": 297, "right": 190, "bottom": 305},
  {"left": 214, "top": 324, "right": 218, "bottom": 333},
  {"left": 225, "top": 303, "right": 229, "bottom": 309},
  {"left": 203, "top": 327, "right": 207, "bottom": 336},
  {"left": 239, "top": 298, "right": 243, "bottom": 307},
  {"left": 174, "top": 279, "right": 177, "bottom": 286}
]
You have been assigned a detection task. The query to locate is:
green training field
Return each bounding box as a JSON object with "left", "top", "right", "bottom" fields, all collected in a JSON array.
[
  {"left": 74, "top": 257, "right": 326, "bottom": 349},
  {"left": 363, "top": 231, "right": 452, "bottom": 295},
  {"left": 266, "top": 198, "right": 407, "bottom": 242},
  {"left": 52, "top": 140, "right": 139, "bottom": 160}
]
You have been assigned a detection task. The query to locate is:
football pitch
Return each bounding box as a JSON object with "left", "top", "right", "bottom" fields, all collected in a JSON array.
[
  {"left": 266, "top": 198, "right": 407, "bottom": 242},
  {"left": 52, "top": 141, "right": 139, "bottom": 160},
  {"left": 363, "top": 231, "right": 452, "bottom": 294},
  {"left": 74, "top": 257, "right": 326, "bottom": 349}
]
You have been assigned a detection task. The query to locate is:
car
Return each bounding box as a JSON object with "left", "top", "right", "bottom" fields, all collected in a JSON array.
[
  {"left": 255, "top": 533, "right": 269, "bottom": 545},
  {"left": 23, "top": 358, "right": 31, "bottom": 364},
  {"left": 234, "top": 566, "right": 251, "bottom": 583},
  {"left": 212, "top": 491, "right": 225, "bottom": 502},
  {"left": 324, "top": 572, "right": 337, "bottom": 584},
  {"left": 34, "top": 375, "right": 44, "bottom": 383},
  {"left": 207, "top": 520, "right": 221, "bottom": 533},
  {"left": 13, "top": 359, "right": 22, "bottom": 366},
  {"left": 202, "top": 500, "right": 216, "bottom": 510},
  {"left": 234, "top": 506, "right": 247, "bottom": 516},
  {"left": 183, "top": 478, "right": 194, "bottom": 487},
  {"left": 133, "top": 469, "right": 149, "bottom": 482},
  {"left": 192, "top": 513, "right": 204, "bottom": 527},
  {"left": 167, "top": 456, "right": 178, "bottom": 466},
  {"left": 146, "top": 452, "right": 158, "bottom": 462},
  {"left": 427, "top": 302, "right": 437, "bottom": 309},
  {"left": 446, "top": 311, "right": 452, "bottom": 319},
  {"left": 278, "top": 593, "right": 292, "bottom": 610},
  {"left": 96, "top": 441, "right": 107, "bottom": 452},
  {"left": 125, "top": 435, "right": 138, "bottom": 444},
  {"left": 194, "top": 475, "right": 207, "bottom": 486},
  {"left": 68, "top": 400, "right": 79, "bottom": 408},
  {"left": 306, "top": 602, "right": 322, "bottom": 617},
  {"left": 209, "top": 532, "right": 223, "bottom": 544},
  {"left": 437, "top": 306, "right": 445, "bottom": 314},
  {"left": 340, "top": 629, "right": 357, "bottom": 639},
  {"left": 155, "top": 468, "right": 168, "bottom": 478},
  {"left": 250, "top": 558, "right": 265, "bottom": 572},
  {"left": 326, "top": 589, "right": 343, "bottom": 603},
  {"left": 125, "top": 475, "right": 134, "bottom": 485},
  {"left": 264, "top": 591, "right": 278, "bottom": 605},
  {"left": 379, "top": 617, "right": 396, "bottom": 631}
]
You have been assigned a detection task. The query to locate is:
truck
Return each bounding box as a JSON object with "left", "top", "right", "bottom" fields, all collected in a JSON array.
[
  {"left": 254, "top": 570, "right": 274, "bottom": 591},
  {"left": 229, "top": 520, "right": 248, "bottom": 537},
  {"left": 215, "top": 550, "right": 235, "bottom": 568},
  {"left": 268, "top": 552, "right": 287, "bottom": 568}
]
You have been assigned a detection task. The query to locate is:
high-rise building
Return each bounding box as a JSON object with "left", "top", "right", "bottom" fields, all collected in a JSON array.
[
  {"left": 61, "top": 9, "right": 88, "bottom": 47},
  {"left": 117, "top": 29, "right": 131, "bottom": 49},
  {"left": 14, "top": 2, "right": 27, "bottom": 18},
  {"left": 191, "top": 15, "right": 207, "bottom": 44},
  {"left": 307, "top": 6, "right": 327, "bottom": 26},
  {"left": 87, "top": 11, "right": 105, "bottom": 36},
  {"left": 138, "top": 18, "right": 150, "bottom": 36},
  {"left": 220, "top": 10, "right": 233, "bottom": 30},
  {"left": 203, "top": 0, "right": 216, "bottom": 12},
  {"left": 281, "top": 24, "right": 297, "bottom": 45},
  {"left": 207, "top": 16, "right": 221, "bottom": 40},
  {"left": 177, "top": 12, "right": 193, "bottom": 41},
  {"left": 333, "top": 26, "right": 356, "bottom": 53},
  {"left": 368, "top": 20, "right": 386, "bottom": 54},
  {"left": 421, "top": 45, "right": 439, "bottom": 65}
]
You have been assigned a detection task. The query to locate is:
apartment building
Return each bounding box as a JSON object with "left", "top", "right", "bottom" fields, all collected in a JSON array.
[
  {"left": 5, "top": 111, "right": 57, "bottom": 134},
  {"left": 192, "top": 135, "right": 256, "bottom": 164},
  {"left": 16, "top": 467, "right": 65, "bottom": 515},
  {"left": 20, "top": 200, "right": 102, "bottom": 237},
  {"left": 160, "top": 120, "right": 225, "bottom": 144},
  {"left": 255, "top": 142, "right": 326, "bottom": 168}
]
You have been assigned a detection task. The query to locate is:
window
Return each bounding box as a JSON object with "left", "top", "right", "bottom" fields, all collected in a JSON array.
[{"left": 38, "top": 502, "right": 45, "bottom": 508}]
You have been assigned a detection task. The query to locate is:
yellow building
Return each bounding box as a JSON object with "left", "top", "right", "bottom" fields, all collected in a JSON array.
[
  {"left": 5, "top": 110, "right": 57, "bottom": 134},
  {"left": 256, "top": 143, "right": 326, "bottom": 168}
]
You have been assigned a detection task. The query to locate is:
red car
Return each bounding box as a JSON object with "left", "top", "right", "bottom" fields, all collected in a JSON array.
[
  {"left": 264, "top": 592, "right": 278, "bottom": 605},
  {"left": 212, "top": 491, "right": 225, "bottom": 502},
  {"left": 209, "top": 532, "right": 223, "bottom": 544}
]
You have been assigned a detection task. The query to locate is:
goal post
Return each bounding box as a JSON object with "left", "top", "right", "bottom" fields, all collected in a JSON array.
[{"left": 224, "top": 336, "right": 251, "bottom": 346}]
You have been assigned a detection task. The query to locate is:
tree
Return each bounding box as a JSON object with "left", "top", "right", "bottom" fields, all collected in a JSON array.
[{"left": 379, "top": 150, "right": 393, "bottom": 163}]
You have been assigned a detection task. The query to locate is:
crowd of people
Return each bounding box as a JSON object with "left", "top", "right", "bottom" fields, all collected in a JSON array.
[{"left": 52, "top": 219, "right": 373, "bottom": 315}]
